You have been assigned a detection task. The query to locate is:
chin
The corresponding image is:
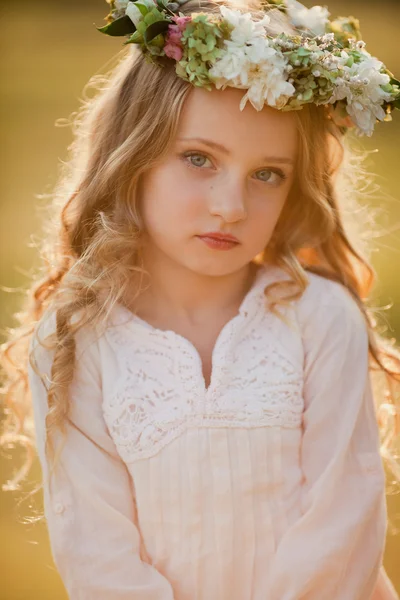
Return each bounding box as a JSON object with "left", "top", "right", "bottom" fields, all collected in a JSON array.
[{"left": 180, "top": 256, "right": 249, "bottom": 278}]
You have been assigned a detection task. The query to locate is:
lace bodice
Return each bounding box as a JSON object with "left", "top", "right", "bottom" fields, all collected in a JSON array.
[{"left": 102, "top": 266, "right": 304, "bottom": 463}]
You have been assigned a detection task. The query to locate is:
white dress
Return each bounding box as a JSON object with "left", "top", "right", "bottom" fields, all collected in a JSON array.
[{"left": 28, "top": 264, "right": 390, "bottom": 600}]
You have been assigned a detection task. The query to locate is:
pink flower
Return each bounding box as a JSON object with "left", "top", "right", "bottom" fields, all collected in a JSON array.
[
  {"left": 164, "top": 42, "right": 183, "bottom": 61},
  {"left": 174, "top": 15, "right": 191, "bottom": 30},
  {"left": 164, "top": 18, "right": 190, "bottom": 62},
  {"left": 167, "top": 24, "right": 183, "bottom": 45}
]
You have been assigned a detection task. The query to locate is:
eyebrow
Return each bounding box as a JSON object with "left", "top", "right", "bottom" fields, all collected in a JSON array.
[{"left": 177, "top": 137, "right": 295, "bottom": 165}]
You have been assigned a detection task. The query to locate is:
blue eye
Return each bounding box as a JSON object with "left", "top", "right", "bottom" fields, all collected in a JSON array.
[
  {"left": 253, "top": 168, "right": 286, "bottom": 184},
  {"left": 183, "top": 153, "right": 213, "bottom": 169}
]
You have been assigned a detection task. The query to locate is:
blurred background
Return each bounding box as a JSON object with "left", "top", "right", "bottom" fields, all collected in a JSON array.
[{"left": 0, "top": 0, "right": 399, "bottom": 598}]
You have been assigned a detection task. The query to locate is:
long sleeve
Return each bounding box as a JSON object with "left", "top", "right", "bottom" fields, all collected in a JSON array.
[
  {"left": 267, "top": 284, "right": 388, "bottom": 600},
  {"left": 28, "top": 310, "right": 174, "bottom": 600}
]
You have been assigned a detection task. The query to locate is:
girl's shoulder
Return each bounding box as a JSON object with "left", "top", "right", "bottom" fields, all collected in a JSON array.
[
  {"left": 262, "top": 262, "right": 359, "bottom": 306},
  {"left": 264, "top": 264, "right": 364, "bottom": 320},
  {"left": 290, "top": 269, "right": 368, "bottom": 342},
  {"left": 29, "top": 307, "right": 101, "bottom": 378},
  {"left": 298, "top": 269, "right": 363, "bottom": 312}
]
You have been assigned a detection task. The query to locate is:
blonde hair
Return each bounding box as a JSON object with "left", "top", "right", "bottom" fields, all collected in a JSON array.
[{"left": 1, "top": 0, "right": 399, "bottom": 505}]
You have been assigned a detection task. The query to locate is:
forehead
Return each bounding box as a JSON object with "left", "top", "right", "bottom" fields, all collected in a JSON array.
[{"left": 177, "top": 86, "right": 298, "bottom": 158}]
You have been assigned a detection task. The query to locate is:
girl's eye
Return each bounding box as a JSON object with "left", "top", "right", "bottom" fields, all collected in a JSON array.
[
  {"left": 183, "top": 152, "right": 213, "bottom": 169},
  {"left": 253, "top": 168, "right": 286, "bottom": 184},
  {"left": 181, "top": 153, "right": 287, "bottom": 184}
]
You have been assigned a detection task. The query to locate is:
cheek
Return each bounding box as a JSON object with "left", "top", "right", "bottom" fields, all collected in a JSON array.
[
  {"left": 141, "top": 165, "right": 201, "bottom": 237},
  {"left": 250, "top": 188, "right": 288, "bottom": 237}
]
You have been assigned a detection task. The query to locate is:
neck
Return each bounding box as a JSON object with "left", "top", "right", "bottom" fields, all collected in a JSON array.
[{"left": 125, "top": 251, "right": 262, "bottom": 327}]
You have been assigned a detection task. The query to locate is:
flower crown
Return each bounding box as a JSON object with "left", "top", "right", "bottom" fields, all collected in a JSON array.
[{"left": 97, "top": 0, "right": 400, "bottom": 136}]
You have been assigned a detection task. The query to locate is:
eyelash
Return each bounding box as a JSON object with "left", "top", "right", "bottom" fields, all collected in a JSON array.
[{"left": 181, "top": 151, "right": 288, "bottom": 185}]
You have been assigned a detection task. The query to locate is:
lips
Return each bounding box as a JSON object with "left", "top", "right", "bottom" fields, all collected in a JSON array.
[{"left": 198, "top": 232, "right": 239, "bottom": 243}]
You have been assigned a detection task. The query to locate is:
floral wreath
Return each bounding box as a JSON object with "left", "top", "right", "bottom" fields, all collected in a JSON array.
[{"left": 97, "top": 0, "right": 400, "bottom": 136}]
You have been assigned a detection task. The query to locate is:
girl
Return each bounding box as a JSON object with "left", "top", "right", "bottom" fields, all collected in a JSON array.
[{"left": 1, "top": 0, "right": 399, "bottom": 598}]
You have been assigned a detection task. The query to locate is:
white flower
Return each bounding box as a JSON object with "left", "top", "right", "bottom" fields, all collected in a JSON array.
[
  {"left": 115, "top": 0, "right": 129, "bottom": 10},
  {"left": 209, "top": 7, "right": 296, "bottom": 110},
  {"left": 239, "top": 63, "right": 296, "bottom": 111},
  {"left": 286, "top": 0, "right": 330, "bottom": 36},
  {"left": 209, "top": 45, "right": 248, "bottom": 83},
  {"left": 219, "top": 6, "right": 271, "bottom": 43},
  {"left": 209, "top": 33, "right": 295, "bottom": 111},
  {"left": 329, "top": 56, "right": 392, "bottom": 135}
]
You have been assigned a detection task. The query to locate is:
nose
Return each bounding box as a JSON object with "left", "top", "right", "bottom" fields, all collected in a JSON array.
[{"left": 207, "top": 173, "right": 247, "bottom": 223}]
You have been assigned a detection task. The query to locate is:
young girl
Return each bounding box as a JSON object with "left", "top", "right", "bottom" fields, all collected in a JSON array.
[{"left": 1, "top": 0, "right": 400, "bottom": 598}]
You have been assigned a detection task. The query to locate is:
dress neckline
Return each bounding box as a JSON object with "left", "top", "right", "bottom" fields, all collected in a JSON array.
[
  {"left": 111, "top": 264, "right": 278, "bottom": 397},
  {"left": 115, "top": 263, "right": 273, "bottom": 335}
]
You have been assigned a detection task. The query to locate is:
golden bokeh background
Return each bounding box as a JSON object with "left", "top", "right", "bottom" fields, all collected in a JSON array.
[{"left": 0, "top": 0, "right": 399, "bottom": 598}]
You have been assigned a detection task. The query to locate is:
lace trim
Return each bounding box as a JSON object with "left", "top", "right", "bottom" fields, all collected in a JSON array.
[{"left": 103, "top": 266, "right": 304, "bottom": 463}]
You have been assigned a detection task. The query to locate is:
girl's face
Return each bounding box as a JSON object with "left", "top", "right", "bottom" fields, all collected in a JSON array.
[{"left": 139, "top": 86, "right": 297, "bottom": 277}]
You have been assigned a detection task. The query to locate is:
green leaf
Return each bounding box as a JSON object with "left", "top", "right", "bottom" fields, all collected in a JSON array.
[
  {"left": 96, "top": 15, "right": 136, "bottom": 37},
  {"left": 156, "top": 0, "right": 175, "bottom": 16},
  {"left": 205, "top": 33, "right": 216, "bottom": 51},
  {"left": 297, "top": 47, "right": 311, "bottom": 57},
  {"left": 155, "top": 0, "right": 169, "bottom": 9},
  {"left": 143, "top": 9, "right": 164, "bottom": 25},
  {"left": 137, "top": 21, "right": 147, "bottom": 35},
  {"left": 144, "top": 20, "right": 169, "bottom": 43},
  {"left": 390, "top": 76, "right": 400, "bottom": 88},
  {"left": 134, "top": 2, "right": 150, "bottom": 16},
  {"left": 152, "top": 7, "right": 166, "bottom": 20},
  {"left": 381, "top": 83, "right": 393, "bottom": 93},
  {"left": 123, "top": 30, "right": 144, "bottom": 45}
]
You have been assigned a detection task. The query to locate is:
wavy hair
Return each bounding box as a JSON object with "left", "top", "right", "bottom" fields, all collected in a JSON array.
[{"left": 1, "top": 0, "right": 399, "bottom": 509}]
